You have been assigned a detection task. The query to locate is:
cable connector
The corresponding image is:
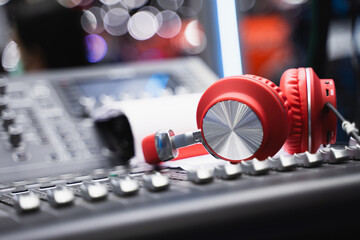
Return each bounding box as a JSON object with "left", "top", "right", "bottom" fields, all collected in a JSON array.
[{"left": 342, "top": 121, "right": 359, "bottom": 135}]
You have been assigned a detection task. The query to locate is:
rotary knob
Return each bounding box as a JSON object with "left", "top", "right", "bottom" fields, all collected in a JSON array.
[
  {"left": 2, "top": 109, "right": 15, "bottom": 131},
  {"left": 8, "top": 124, "right": 23, "bottom": 148}
]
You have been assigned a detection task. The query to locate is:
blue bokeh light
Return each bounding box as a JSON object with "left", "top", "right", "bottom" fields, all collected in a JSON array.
[{"left": 85, "top": 34, "right": 107, "bottom": 63}]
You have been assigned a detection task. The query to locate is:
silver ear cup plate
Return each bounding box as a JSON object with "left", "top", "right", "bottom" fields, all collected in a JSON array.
[{"left": 202, "top": 100, "right": 263, "bottom": 160}]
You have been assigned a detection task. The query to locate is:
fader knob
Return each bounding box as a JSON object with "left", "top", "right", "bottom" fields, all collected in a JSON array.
[
  {"left": 2, "top": 109, "right": 15, "bottom": 131},
  {"left": 0, "top": 77, "right": 8, "bottom": 95},
  {"left": 13, "top": 192, "right": 40, "bottom": 213},
  {"left": 8, "top": 124, "right": 23, "bottom": 148}
]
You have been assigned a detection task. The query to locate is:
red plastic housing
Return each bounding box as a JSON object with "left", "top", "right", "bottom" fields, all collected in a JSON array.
[
  {"left": 280, "top": 68, "right": 337, "bottom": 153},
  {"left": 142, "top": 133, "right": 161, "bottom": 165}
]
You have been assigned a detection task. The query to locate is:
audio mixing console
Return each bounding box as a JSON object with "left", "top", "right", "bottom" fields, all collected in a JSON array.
[{"left": 0, "top": 57, "right": 359, "bottom": 240}]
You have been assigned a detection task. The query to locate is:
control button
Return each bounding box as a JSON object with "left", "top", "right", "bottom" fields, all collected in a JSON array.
[
  {"left": 187, "top": 169, "right": 214, "bottom": 184},
  {"left": 47, "top": 186, "right": 74, "bottom": 207},
  {"left": 346, "top": 145, "right": 360, "bottom": 160},
  {"left": 49, "top": 152, "right": 59, "bottom": 161},
  {"left": 240, "top": 158, "right": 270, "bottom": 176},
  {"left": 80, "top": 182, "right": 108, "bottom": 201},
  {"left": 0, "top": 96, "right": 8, "bottom": 115},
  {"left": 2, "top": 109, "right": 15, "bottom": 131},
  {"left": 8, "top": 124, "right": 23, "bottom": 148},
  {"left": 320, "top": 147, "right": 348, "bottom": 164},
  {"left": 214, "top": 164, "right": 242, "bottom": 180},
  {"left": 293, "top": 151, "right": 323, "bottom": 168},
  {"left": 13, "top": 150, "right": 29, "bottom": 161},
  {"left": 267, "top": 155, "right": 297, "bottom": 171},
  {"left": 13, "top": 192, "right": 40, "bottom": 212},
  {"left": 111, "top": 177, "right": 139, "bottom": 196},
  {"left": 0, "top": 77, "right": 7, "bottom": 95},
  {"left": 142, "top": 172, "right": 169, "bottom": 192}
]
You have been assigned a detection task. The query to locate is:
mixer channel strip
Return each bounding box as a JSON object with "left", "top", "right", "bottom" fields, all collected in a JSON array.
[
  {"left": 1, "top": 145, "right": 360, "bottom": 214},
  {"left": 0, "top": 145, "right": 359, "bottom": 240}
]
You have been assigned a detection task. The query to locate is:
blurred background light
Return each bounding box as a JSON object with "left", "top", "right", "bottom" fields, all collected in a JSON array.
[
  {"left": 123, "top": 0, "right": 148, "bottom": 10},
  {"left": 281, "top": 0, "right": 307, "bottom": 5},
  {"left": 139, "top": 6, "right": 161, "bottom": 16},
  {"left": 156, "top": 0, "right": 184, "bottom": 11},
  {"left": 85, "top": 34, "right": 107, "bottom": 63},
  {"left": 0, "top": 0, "right": 9, "bottom": 6},
  {"left": 178, "top": 0, "right": 203, "bottom": 18},
  {"left": 238, "top": 0, "right": 256, "bottom": 12},
  {"left": 57, "top": 0, "right": 82, "bottom": 8},
  {"left": 78, "top": 0, "right": 94, "bottom": 7},
  {"left": 81, "top": 7, "right": 105, "bottom": 34},
  {"left": 128, "top": 11, "right": 158, "bottom": 41},
  {"left": 81, "top": 10, "right": 97, "bottom": 33},
  {"left": 100, "top": 0, "right": 121, "bottom": 6},
  {"left": 1, "top": 40, "right": 20, "bottom": 72},
  {"left": 156, "top": 10, "right": 181, "bottom": 38},
  {"left": 183, "top": 20, "right": 207, "bottom": 54},
  {"left": 104, "top": 8, "right": 130, "bottom": 36}
]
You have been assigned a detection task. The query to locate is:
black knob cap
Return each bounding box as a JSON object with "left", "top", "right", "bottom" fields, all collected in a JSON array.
[
  {"left": 9, "top": 124, "right": 22, "bottom": 148},
  {"left": 2, "top": 109, "right": 15, "bottom": 131}
]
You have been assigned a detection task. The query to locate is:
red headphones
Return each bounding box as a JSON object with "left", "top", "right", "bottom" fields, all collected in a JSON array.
[{"left": 142, "top": 67, "right": 337, "bottom": 164}]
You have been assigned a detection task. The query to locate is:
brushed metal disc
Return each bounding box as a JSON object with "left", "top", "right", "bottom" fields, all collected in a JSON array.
[{"left": 202, "top": 100, "right": 263, "bottom": 160}]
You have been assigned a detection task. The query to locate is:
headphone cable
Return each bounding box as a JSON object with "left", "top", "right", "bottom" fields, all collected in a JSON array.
[{"left": 325, "top": 102, "right": 360, "bottom": 144}]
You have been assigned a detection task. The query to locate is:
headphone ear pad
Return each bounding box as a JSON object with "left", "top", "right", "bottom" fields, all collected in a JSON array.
[{"left": 280, "top": 68, "right": 308, "bottom": 154}]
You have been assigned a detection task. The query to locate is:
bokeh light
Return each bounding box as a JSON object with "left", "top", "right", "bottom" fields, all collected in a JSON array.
[
  {"left": 79, "top": 0, "right": 94, "bottom": 7},
  {"left": 183, "top": 20, "right": 207, "bottom": 54},
  {"left": 81, "top": 7, "right": 105, "bottom": 34},
  {"left": 238, "top": 0, "right": 256, "bottom": 12},
  {"left": 85, "top": 34, "right": 107, "bottom": 63},
  {"left": 123, "top": 0, "right": 148, "bottom": 10},
  {"left": 100, "top": 0, "right": 121, "bottom": 6},
  {"left": 128, "top": 11, "right": 158, "bottom": 41},
  {"left": 156, "top": 10, "right": 181, "bottom": 38},
  {"left": 2, "top": 40, "right": 21, "bottom": 72},
  {"left": 278, "top": 0, "right": 308, "bottom": 10},
  {"left": 103, "top": 8, "right": 130, "bottom": 36},
  {"left": 81, "top": 10, "right": 97, "bottom": 33},
  {"left": 282, "top": 0, "right": 307, "bottom": 5},
  {"left": 57, "top": 0, "right": 82, "bottom": 8},
  {"left": 0, "top": 0, "right": 10, "bottom": 6},
  {"left": 156, "top": 0, "right": 184, "bottom": 11},
  {"left": 178, "top": 0, "right": 203, "bottom": 17},
  {"left": 139, "top": 6, "right": 161, "bottom": 16}
]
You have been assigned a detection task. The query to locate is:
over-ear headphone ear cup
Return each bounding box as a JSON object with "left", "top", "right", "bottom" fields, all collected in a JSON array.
[
  {"left": 280, "top": 68, "right": 308, "bottom": 153},
  {"left": 196, "top": 74, "right": 292, "bottom": 162}
]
